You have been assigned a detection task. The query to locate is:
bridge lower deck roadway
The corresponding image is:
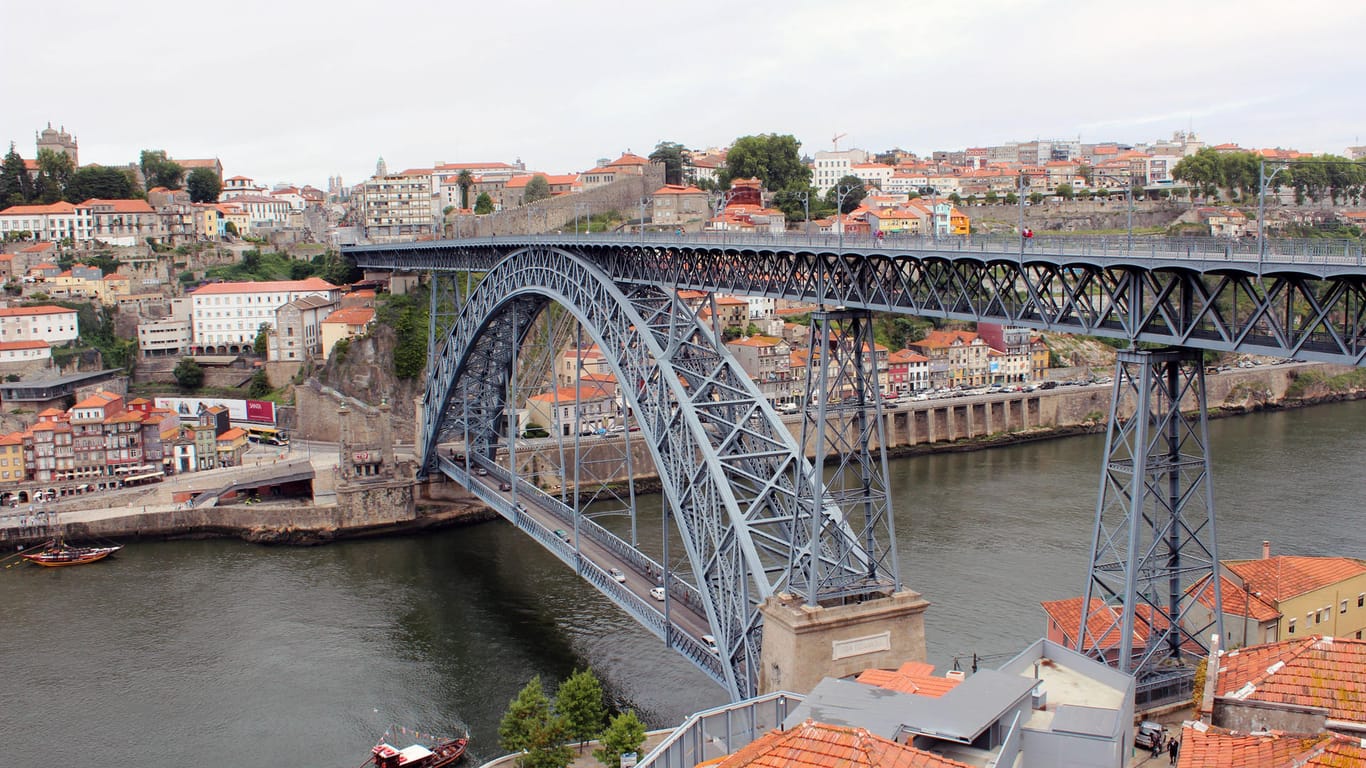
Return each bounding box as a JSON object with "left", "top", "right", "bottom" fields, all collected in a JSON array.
[{"left": 458, "top": 453, "right": 715, "bottom": 648}]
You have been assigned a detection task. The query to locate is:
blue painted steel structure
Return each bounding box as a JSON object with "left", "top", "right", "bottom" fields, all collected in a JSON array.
[{"left": 349, "top": 231, "right": 1366, "bottom": 695}]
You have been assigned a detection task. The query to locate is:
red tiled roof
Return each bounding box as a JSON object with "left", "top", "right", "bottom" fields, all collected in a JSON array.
[
  {"left": 706, "top": 719, "right": 973, "bottom": 768},
  {"left": 527, "top": 383, "right": 614, "bottom": 403},
  {"left": 1216, "top": 636, "right": 1366, "bottom": 722},
  {"left": 856, "top": 661, "right": 962, "bottom": 697},
  {"left": 1175, "top": 723, "right": 1363, "bottom": 768},
  {"left": 1187, "top": 573, "right": 1281, "bottom": 622},
  {"left": 321, "top": 307, "right": 375, "bottom": 325},
  {"left": 75, "top": 198, "right": 155, "bottom": 213},
  {"left": 0, "top": 305, "right": 76, "bottom": 318},
  {"left": 218, "top": 427, "right": 247, "bottom": 441},
  {"left": 72, "top": 393, "right": 115, "bottom": 410},
  {"left": 1041, "top": 596, "right": 1147, "bottom": 649},
  {"left": 1224, "top": 556, "right": 1366, "bottom": 603},
  {"left": 728, "top": 335, "right": 785, "bottom": 347},
  {"left": 607, "top": 152, "right": 649, "bottom": 167},
  {"left": 191, "top": 278, "right": 338, "bottom": 295},
  {"left": 653, "top": 184, "right": 706, "bottom": 195},
  {"left": 0, "top": 340, "right": 50, "bottom": 351},
  {"left": 0, "top": 201, "right": 77, "bottom": 215},
  {"left": 887, "top": 349, "right": 929, "bottom": 364}
]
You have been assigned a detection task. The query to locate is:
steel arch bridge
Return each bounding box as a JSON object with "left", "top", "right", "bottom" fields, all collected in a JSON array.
[
  {"left": 417, "top": 246, "right": 896, "bottom": 699},
  {"left": 350, "top": 231, "right": 1366, "bottom": 700}
]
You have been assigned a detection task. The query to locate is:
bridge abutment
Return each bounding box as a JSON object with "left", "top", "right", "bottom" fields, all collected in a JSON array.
[{"left": 758, "top": 590, "right": 930, "bottom": 696}]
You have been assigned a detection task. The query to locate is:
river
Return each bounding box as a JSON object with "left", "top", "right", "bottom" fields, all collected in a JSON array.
[{"left": 2, "top": 401, "right": 1363, "bottom": 765}]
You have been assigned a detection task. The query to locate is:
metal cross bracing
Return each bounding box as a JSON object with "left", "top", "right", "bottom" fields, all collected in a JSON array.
[
  {"left": 417, "top": 246, "right": 893, "bottom": 699},
  {"left": 350, "top": 233, "right": 1366, "bottom": 364},
  {"left": 1079, "top": 348, "right": 1222, "bottom": 686}
]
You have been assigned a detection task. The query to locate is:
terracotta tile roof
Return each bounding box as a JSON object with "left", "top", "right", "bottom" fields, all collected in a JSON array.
[
  {"left": 105, "top": 411, "right": 145, "bottom": 425},
  {"left": 653, "top": 184, "right": 706, "bottom": 195},
  {"left": 320, "top": 307, "right": 375, "bottom": 325},
  {"left": 856, "top": 661, "right": 962, "bottom": 697},
  {"left": 607, "top": 152, "right": 649, "bottom": 167},
  {"left": 0, "top": 340, "right": 50, "bottom": 351},
  {"left": 72, "top": 393, "right": 115, "bottom": 410},
  {"left": 0, "top": 201, "right": 78, "bottom": 215},
  {"left": 527, "top": 384, "right": 614, "bottom": 403},
  {"left": 1216, "top": 636, "right": 1366, "bottom": 722},
  {"left": 218, "top": 427, "right": 247, "bottom": 441},
  {"left": 913, "top": 330, "right": 980, "bottom": 349},
  {"left": 1176, "top": 723, "right": 1364, "bottom": 768},
  {"left": 191, "top": 277, "right": 339, "bottom": 295},
  {"left": 1187, "top": 573, "right": 1281, "bottom": 622},
  {"left": 75, "top": 198, "right": 155, "bottom": 213},
  {"left": 708, "top": 719, "right": 973, "bottom": 768},
  {"left": 1042, "top": 596, "right": 1147, "bottom": 649},
  {"left": 728, "top": 335, "right": 785, "bottom": 347},
  {"left": 0, "top": 432, "right": 22, "bottom": 446},
  {"left": 887, "top": 349, "right": 929, "bottom": 364},
  {"left": 1224, "top": 556, "right": 1366, "bottom": 603},
  {"left": 0, "top": 305, "right": 76, "bottom": 317}
]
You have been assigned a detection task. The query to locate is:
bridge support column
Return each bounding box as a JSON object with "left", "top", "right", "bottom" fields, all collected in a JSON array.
[
  {"left": 1079, "top": 347, "right": 1222, "bottom": 691},
  {"left": 758, "top": 589, "right": 929, "bottom": 696}
]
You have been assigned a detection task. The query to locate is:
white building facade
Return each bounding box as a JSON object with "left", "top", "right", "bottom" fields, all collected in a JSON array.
[
  {"left": 0, "top": 305, "right": 79, "bottom": 344},
  {"left": 189, "top": 278, "right": 340, "bottom": 351}
]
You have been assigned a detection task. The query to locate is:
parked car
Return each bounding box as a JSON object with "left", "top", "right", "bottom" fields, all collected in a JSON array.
[
  {"left": 1134, "top": 721, "right": 1166, "bottom": 750},
  {"left": 608, "top": 567, "right": 626, "bottom": 583},
  {"left": 649, "top": 586, "right": 666, "bottom": 601},
  {"left": 1040, "top": 381, "right": 1059, "bottom": 390}
]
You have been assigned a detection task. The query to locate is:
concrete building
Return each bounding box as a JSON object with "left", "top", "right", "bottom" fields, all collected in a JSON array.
[
  {"left": 650, "top": 184, "right": 709, "bottom": 226},
  {"left": 74, "top": 198, "right": 161, "bottom": 246},
  {"left": 0, "top": 305, "right": 79, "bottom": 345},
  {"left": 189, "top": 278, "right": 340, "bottom": 353},
  {"left": 0, "top": 201, "right": 79, "bottom": 242},
  {"left": 0, "top": 340, "right": 52, "bottom": 366},
  {"left": 216, "top": 427, "right": 248, "bottom": 467},
  {"left": 137, "top": 317, "right": 192, "bottom": 359},
  {"left": 0, "top": 432, "right": 26, "bottom": 485},
  {"left": 812, "top": 148, "right": 868, "bottom": 194},
  {"left": 358, "top": 167, "right": 437, "bottom": 241},
  {"left": 268, "top": 294, "right": 338, "bottom": 362},
  {"left": 1186, "top": 546, "right": 1366, "bottom": 648},
  {"left": 524, "top": 382, "right": 617, "bottom": 437},
  {"left": 886, "top": 348, "right": 930, "bottom": 393},
  {"left": 318, "top": 306, "right": 375, "bottom": 360},
  {"left": 727, "top": 335, "right": 795, "bottom": 406},
  {"left": 910, "top": 330, "right": 993, "bottom": 389}
]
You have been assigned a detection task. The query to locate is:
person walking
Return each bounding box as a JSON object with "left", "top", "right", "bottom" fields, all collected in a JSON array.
[{"left": 1169, "top": 738, "right": 1179, "bottom": 765}]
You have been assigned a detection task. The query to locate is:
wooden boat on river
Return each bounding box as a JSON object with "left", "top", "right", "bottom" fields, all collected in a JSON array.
[
  {"left": 21, "top": 540, "right": 121, "bottom": 567},
  {"left": 369, "top": 728, "right": 467, "bottom": 768}
]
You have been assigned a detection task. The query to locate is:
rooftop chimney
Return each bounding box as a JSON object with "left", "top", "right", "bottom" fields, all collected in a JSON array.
[{"left": 1262, "top": 540, "right": 1271, "bottom": 559}]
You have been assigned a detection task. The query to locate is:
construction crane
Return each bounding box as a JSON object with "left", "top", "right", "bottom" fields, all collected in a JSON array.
[{"left": 831, "top": 132, "right": 847, "bottom": 151}]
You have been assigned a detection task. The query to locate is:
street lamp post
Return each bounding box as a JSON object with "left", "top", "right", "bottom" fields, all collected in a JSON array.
[
  {"left": 834, "top": 184, "right": 856, "bottom": 257},
  {"left": 1258, "top": 160, "right": 1289, "bottom": 267},
  {"left": 1018, "top": 172, "right": 1027, "bottom": 259},
  {"left": 1093, "top": 172, "right": 1135, "bottom": 256},
  {"left": 639, "top": 197, "right": 649, "bottom": 247}
]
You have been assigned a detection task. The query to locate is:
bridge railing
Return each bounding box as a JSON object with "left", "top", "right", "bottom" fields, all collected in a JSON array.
[
  {"left": 637, "top": 690, "right": 803, "bottom": 768},
  {"left": 490, "top": 230, "right": 1365, "bottom": 267}
]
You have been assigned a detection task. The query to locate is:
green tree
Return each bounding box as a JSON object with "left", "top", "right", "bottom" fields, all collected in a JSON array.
[
  {"left": 593, "top": 710, "right": 647, "bottom": 768},
  {"left": 554, "top": 668, "right": 607, "bottom": 754},
  {"left": 242, "top": 249, "right": 262, "bottom": 272},
  {"left": 948, "top": 192, "right": 962, "bottom": 206},
  {"left": 499, "top": 676, "right": 550, "bottom": 753},
  {"left": 1004, "top": 192, "right": 1019, "bottom": 205},
  {"left": 523, "top": 717, "right": 573, "bottom": 768},
  {"left": 1056, "top": 183, "right": 1075, "bottom": 200},
  {"left": 248, "top": 368, "right": 272, "bottom": 398},
  {"left": 253, "top": 323, "right": 270, "bottom": 356},
  {"left": 140, "top": 149, "right": 185, "bottom": 190},
  {"left": 456, "top": 169, "right": 475, "bottom": 209},
  {"left": 0, "top": 143, "right": 34, "bottom": 206},
  {"left": 719, "top": 133, "right": 810, "bottom": 192},
  {"left": 1029, "top": 191, "right": 1044, "bottom": 205},
  {"left": 65, "top": 165, "right": 135, "bottom": 202},
  {"left": 34, "top": 149, "right": 74, "bottom": 204},
  {"left": 524, "top": 175, "right": 552, "bottom": 204},
  {"left": 186, "top": 168, "right": 222, "bottom": 203},
  {"left": 474, "top": 192, "right": 494, "bottom": 214},
  {"left": 174, "top": 357, "right": 204, "bottom": 390},
  {"left": 984, "top": 190, "right": 998, "bottom": 205},
  {"left": 826, "top": 175, "right": 866, "bottom": 214},
  {"left": 649, "top": 141, "right": 689, "bottom": 186}
]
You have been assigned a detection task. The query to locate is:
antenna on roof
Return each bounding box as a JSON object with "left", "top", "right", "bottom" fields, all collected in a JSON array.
[{"left": 832, "top": 133, "right": 848, "bottom": 151}]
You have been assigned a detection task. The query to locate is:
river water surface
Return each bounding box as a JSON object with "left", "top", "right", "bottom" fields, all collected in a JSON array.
[{"left": 3, "top": 401, "right": 1364, "bottom": 765}]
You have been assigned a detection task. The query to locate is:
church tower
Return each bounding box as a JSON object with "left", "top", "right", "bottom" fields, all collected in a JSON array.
[{"left": 35, "top": 123, "right": 78, "bottom": 165}]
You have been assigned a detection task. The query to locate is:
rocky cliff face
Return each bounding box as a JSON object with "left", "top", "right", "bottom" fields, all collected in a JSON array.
[{"left": 315, "top": 324, "right": 423, "bottom": 439}]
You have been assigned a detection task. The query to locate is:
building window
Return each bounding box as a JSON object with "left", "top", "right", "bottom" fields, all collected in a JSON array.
[
  {"left": 1288, "top": 619, "right": 1296, "bottom": 634},
  {"left": 1343, "top": 600, "right": 1350, "bottom": 614},
  {"left": 1359, "top": 593, "right": 1364, "bottom": 608}
]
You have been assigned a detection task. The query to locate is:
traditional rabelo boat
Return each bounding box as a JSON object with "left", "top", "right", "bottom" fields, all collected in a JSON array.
[
  {"left": 369, "top": 728, "right": 467, "bottom": 768},
  {"left": 20, "top": 540, "right": 121, "bottom": 567}
]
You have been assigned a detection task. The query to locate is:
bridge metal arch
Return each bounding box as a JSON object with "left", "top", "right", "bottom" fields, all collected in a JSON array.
[{"left": 419, "top": 246, "right": 884, "bottom": 699}]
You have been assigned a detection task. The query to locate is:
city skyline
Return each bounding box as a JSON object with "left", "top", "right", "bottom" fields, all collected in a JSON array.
[{"left": 4, "top": 0, "right": 1364, "bottom": 189}]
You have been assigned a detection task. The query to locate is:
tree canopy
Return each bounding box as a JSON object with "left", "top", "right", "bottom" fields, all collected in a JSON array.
[
  {"left": 187, "top": 167, "right": 222, "bottom": 203},
  {"left": 456, "top": 169, "right": 475, "bottom": 209},
  {"left": 498, "top": 676, "right": 573, "bottom": 768},
  {"left": 649, "top": 141, "right": 689, "bottom": 186},
  {"left": 1, "top": 144, "right": 34, "bottom": 207},
  {"left": 174, "top": 357, "right": 204, "bottom": 390},
  {"left": 554, "top": 668, "right": 606, "bottom": 753},
  {"left": 524, "top": 175, "right": 552, "bottom": 203},
  {"left": 474, "top": 192, "right": 494, "bottom": 214},
  {"left": 593, "top": 711, "right": 647, "bottom": 768},
  {"left": 826, "top": 175, "right": 867, "bottom": 214},
  {"left": 720, "top": 134, "right": 810, "bottom": 193},
  {"left": 34, "top": 149, "right": 74, "bottom": 204},
  {"left": 140, "top": 149, "right": 185, "bottom": 190}
]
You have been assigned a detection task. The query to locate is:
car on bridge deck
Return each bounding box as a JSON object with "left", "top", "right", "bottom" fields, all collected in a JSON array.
[
  {"left": 702, "top": 634, "right": 720, "bottom": 656},
  {"left": 608, "top": 567, "right": 626, "bottom": 583},
  {"left": 649, "top": 586, "right": 666, "bottom": 601},
  {"left": 554, "top": 528, "right": 571, "bottom": 542},
  {"left": 499, "top": 482, "right": 511, "bottom": 491}
]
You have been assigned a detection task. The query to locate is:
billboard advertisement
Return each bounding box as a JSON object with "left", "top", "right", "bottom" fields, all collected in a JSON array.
[{"left": 153, "top": 397, "right": 277, "bottom": 424}]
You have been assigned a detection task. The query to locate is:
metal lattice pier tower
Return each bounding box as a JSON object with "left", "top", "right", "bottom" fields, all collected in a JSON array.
[{"left": 1079, "top": 348, "right": 1222, "bottom": 683}]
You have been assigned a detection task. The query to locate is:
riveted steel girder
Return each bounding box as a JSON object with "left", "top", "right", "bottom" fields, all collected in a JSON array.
[
  {"left": 350, "top": 235, "right": 1366, "bottom": 364},
  {"left": 418, "top": 246, "right": 885, "bottom": 699}
]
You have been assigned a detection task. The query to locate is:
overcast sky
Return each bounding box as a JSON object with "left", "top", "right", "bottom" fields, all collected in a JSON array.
[{"left": 5, "top": 0, "right": 1363, "bottom": 189}]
